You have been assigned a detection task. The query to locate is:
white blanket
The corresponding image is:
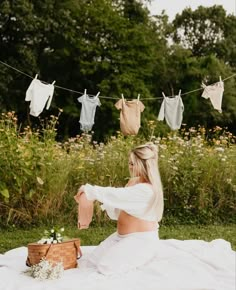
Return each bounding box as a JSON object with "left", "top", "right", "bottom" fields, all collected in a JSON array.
[{"left": 0, "top": 239, "right": 235, "bottom": 290}]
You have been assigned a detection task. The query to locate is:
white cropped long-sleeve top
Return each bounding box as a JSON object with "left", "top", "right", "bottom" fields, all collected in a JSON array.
[{"left": 83, "top": 183, "right": 159, "bottom": 222}]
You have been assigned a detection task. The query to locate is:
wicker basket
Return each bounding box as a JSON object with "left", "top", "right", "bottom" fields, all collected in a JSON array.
[{"left": 26, "top": 238, "right": 82, "bottom": 270}]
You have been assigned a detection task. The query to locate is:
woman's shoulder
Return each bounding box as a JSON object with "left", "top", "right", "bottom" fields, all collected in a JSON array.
[
  {"left": 125, "top": 177, "right": 140, "bottom": 187},
  {"left": 129, "top": 182, "right": 153, "bottom": 194},
  {"left": 126, "top": 177, "right": 151, "bottom": 188}
]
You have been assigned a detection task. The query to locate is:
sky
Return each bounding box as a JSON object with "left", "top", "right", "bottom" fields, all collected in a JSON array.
[{"left": 148, "top": 0, "right": 236, "bottom": 20}]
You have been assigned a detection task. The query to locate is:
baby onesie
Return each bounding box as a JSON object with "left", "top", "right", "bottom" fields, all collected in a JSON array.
[
  {"left": 78, "top": 91, "right": 101, "bottom": 132},
  {"left": 201, "top": 80, "right": 224, "bottom": 113},
  {"left": 25, "top": 77, "right": 55, "bottom": 117},
  {"left": 157, "top": 91, "right": 184, "bottom": 130},
  {"left": 74, "top": 192, "right": 94, "bottom": 229},
  {"left": 115, "top": 95, "right": 145, "bottom": 136}
]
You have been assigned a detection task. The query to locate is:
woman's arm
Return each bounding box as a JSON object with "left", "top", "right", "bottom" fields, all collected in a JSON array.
[{"left": 78, "top": 183, "right": 153, "bottom": 214}]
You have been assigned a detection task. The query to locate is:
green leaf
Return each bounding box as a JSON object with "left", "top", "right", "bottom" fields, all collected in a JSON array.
[
  {"left": 0, "top": 188, "right": 9, "bottom": 199},
  {"left": 25, "top": 189, "right": 35, "bottom": 200}
]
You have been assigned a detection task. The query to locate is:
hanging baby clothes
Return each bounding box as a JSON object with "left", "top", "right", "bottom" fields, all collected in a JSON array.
[
  {"left": 157, "top": 91, "right": 184, "bottom": 130},
  {"left": 115, "top": 94, "right": 145, "bottom": 136},
  {"left": 201, "top": 77, "right": 224, "bottom": 113},
  {"left": 25, "top": 75, "right": 55, "bottom": 117},
  {"left": 78, "top": 90, "right": 101, "bottom": 132},
  {"left": 74, "top": 191, "right": 94, "bottom": 229}
]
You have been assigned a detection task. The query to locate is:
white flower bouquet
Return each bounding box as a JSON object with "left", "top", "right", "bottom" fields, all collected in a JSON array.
[{"left": 37, "top": 227, "right": 65, "bottom": 244}]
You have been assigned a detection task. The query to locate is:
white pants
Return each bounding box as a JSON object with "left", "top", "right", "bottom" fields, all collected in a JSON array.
[{"left": 85, "top": 231, "right": 159, "bottom": 275}]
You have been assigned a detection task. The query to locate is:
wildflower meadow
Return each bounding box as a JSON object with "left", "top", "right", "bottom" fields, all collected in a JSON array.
[{"left": 0, "top": 111, "right": 235, "bottom": 227}]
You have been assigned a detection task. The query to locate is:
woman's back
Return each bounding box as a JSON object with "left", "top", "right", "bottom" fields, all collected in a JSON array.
[{"left": 118, "top": 210, "right": 157, "bottom": 234}]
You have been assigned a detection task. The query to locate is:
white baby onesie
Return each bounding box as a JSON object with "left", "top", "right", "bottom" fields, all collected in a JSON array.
[
  {"left": 78, "top": 91, "right": 101, "bottom": 132},
  {"left": 25, "top": 77, "right": 55, "bottom": 117},
  {"left": 157, "top": 91, "right": 184, "bottom": 130},
  {"left": 201, "top": 80, "right": 224, "bottom": 113}
]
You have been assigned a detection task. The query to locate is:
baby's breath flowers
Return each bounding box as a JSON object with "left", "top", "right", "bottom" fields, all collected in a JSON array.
[
  {"left": 37, "top": 227, "right": 65, "bottom": 244},
  {"left": 25, "top": 258, "right": 64, "bottom": 280}
]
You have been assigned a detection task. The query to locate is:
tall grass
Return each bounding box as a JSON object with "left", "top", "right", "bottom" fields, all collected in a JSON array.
[
  {"left": 157, "top": 126, "right": 236, "bottom": 223},
  {"left": 0, "top": 113, "right": 235, "bottom": 226}
]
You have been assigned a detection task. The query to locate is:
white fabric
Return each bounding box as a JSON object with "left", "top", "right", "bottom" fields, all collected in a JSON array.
[
  {"left": 201, "top": 81, "right": 224, "bottom": 113},
  {"left": 0, "top": 239, "right": 235, "bottom": 290},
  {"left": 85, "top": 231, "right": 159, "bottom": 275},
  {"left": 158, "top": 93, "right": 184, "bottom": 130},
  {"left": 25, "top": 79, "right": 55, "bottom": 117},
  {"left": 84, "top": 183, "right": 160, "bottom": 222},
  {"left": 78, "top": 92, "right": 101, "bottom": 132}
]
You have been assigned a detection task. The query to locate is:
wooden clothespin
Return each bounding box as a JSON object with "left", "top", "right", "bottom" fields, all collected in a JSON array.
[
  {"left": 137, "top": 94, "right": 140, "bottom": 104},
  {"left": 121, "top": 93, "right": 125, "bottom": 104}
]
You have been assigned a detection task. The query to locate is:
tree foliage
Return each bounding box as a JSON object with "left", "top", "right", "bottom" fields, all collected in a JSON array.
[{"left": 0, "top": 1, "right": 236, "bottom": 140}]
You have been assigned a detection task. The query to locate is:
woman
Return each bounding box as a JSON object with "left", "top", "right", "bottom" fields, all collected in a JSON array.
[{"left": 77, "top": 143, "right": 164, "bottom": 275}]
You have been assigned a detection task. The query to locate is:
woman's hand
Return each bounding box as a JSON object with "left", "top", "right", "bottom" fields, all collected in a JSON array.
[
  {"left": 78, "top": 185, "right": 85, "bottom": 195},
  {"left": 74, "top": 185, "right": 85, "bottom": 202}
]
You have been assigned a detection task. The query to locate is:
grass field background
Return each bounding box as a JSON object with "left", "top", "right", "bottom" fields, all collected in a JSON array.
[{"left": 1, "top": 224, "right": 235, "bottom": 254}]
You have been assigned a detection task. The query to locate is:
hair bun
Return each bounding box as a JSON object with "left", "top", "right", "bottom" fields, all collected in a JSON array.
[
  {"left": 134, "top": 143, "right": 158, "bottom": 159},
  {"left": 146, "top": 143, "right": 157, "bottom": 159},
  {"left": 132, "top": 143, "right": 158, "bottom": 160}
]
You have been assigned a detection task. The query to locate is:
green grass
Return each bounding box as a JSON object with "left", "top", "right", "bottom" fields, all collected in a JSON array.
[{"left": 0, "top": 224, "right": 235, "bottom": 254}]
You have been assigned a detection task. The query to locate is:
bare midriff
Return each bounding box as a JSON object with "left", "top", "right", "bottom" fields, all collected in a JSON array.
[{"left": 117, "top": 210, "right": 157, "bottom": 235}]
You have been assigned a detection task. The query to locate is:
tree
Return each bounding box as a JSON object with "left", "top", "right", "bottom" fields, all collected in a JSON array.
[
  {"left": 0, "top": 1, "right": 235, "bottom": 140},
  {"left": 170, "top": 5, "right": 236, "bottom": 131},
  {"left": 0, "top": 0, "right": 169, "bottom": 140},
  {"left": 172, "top": 5, "right": 226, "bottom": 56}
]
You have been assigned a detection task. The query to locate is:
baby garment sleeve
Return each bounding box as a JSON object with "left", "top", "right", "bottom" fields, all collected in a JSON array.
[
  {"left": 115, "top": 99, "right": 123, "bottom": 110},
  {"left": 45, "top": 85, "right": 55, "bottom": 110},
  {"left": 78, "top": 94, "right": 85, "bottom": 104},
  {"left": 83, "top": 183, "right": 154, "bottom": 220},
  {"left": 25, "top": 79, "right": 35, "bottom": 101},
  {"left": 157, "top": 99, "right": 165, "bottom": 121},
  {"left": 139, "top": 101, "right": 145, "bottom": 112},
  {"left": 96, "top": 97, "right": 101, "bottom": 107}
]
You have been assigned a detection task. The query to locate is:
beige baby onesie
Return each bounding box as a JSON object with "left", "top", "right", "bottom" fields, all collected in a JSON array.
[{"left": 115, "top": 96, "right": 145, "bottom": 136}]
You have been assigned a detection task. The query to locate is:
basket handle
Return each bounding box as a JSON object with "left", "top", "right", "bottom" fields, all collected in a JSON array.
[
  {"left": 74, "top": 241, "right": 82, "bottom": 259},
  {"left": 44, "top": 243, "right": 53, "bottom": 259},
  {"left": 26, "top": 256, "right": 31, "bottom": 267},
  {"left": 26, "top": 244, "right": 53, "bottom": 267}
]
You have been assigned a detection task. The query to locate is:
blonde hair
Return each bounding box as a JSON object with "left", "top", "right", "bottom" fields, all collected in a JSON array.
[{"left": 129, "top": 143, "right": 164, "bottom": 221}]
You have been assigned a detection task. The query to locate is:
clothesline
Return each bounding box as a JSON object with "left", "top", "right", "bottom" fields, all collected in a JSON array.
[
  {"left": 0, "top": 60, "right": 119, "bottom": 100},
  {"left": 1, "top": 59, "right": 232, "bottom": 134},
  {"left": 0, "top": 60, "right": 236, "bottom": 100}
]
